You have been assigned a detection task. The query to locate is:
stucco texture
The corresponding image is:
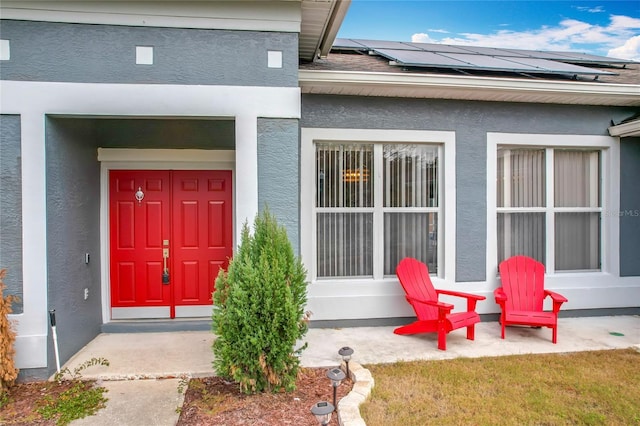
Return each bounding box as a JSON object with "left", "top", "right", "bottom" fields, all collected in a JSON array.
[
  {"left": 620, "top": 137, "right": 640, "bottom": 277},
  {"left": 0, "top": 114, "right": 23, "bottom": 312},
  {"left": 0, "top": 19, "right": 298, "bottom": 87},
  {"left": 301, "top": 95, "right": 636, "bottom": 281},
  {"left": 257, "top": 118, "right": 300, "bottom": 254}
]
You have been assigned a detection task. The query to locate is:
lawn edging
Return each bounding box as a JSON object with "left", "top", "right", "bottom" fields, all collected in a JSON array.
[{"left": 337, "top": 361, "right": 374, "bottom": 426}]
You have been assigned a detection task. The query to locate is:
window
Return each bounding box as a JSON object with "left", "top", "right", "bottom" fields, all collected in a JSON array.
[
  {"left": 315, "top": 143, "right": 440, "bottom": 278},
  {"left": 497, "top": 146, "right": 601, "bottom": 272}
]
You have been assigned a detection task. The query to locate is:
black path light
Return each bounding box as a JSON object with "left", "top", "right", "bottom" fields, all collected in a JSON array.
[
  {"left": 338, "top": 346, "right": 354, "bottom": 378},
  {"left": 326, "top": 367, "right": 346, "bottom": 408},
  {"left": 310, "top": 401, "right": 334, "bottom": 425}
]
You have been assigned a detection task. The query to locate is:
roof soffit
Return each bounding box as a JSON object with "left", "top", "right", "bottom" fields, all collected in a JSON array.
[{"left": 300, "top": 0, "right": 351, "bottom": 61}]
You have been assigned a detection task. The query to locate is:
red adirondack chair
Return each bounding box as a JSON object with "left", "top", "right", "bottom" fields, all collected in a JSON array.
[
  {"left": 495, "top": 255, "right": 568, "bottom": 343},
  {"left": 395, "top": 257, "right": 486, "bottom": 350}
]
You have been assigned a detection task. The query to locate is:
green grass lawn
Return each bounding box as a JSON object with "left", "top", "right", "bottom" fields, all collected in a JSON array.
[{"left": 360, "top": 348, "right": 640, "bottom": 426}]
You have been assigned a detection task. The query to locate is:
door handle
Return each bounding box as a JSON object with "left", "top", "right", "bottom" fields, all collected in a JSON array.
[{"left": 162, "top": 248, "right": 170, "bottom": 284}]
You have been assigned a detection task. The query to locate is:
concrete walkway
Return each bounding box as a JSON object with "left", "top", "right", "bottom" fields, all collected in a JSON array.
[{"left": 66, "top": 315, "right": 640, "bottom": 425}]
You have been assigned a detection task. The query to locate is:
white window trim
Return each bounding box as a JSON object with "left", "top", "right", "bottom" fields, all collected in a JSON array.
[
  {"left": 301, "top": 128, "right": 456, "bottom": 284},
  {"left": 486, "top": 133, "right": 620, "bottom": 285}
]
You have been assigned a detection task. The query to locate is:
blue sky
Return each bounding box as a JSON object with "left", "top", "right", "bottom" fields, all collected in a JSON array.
[{"left": 337, "top": 1, "right": 640, "bottom": 60}]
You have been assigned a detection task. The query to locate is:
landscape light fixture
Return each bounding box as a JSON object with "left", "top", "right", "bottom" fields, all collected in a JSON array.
[
  {"left": 310, "top": 401, "right": 334, "bottom": 425},
  {"left": 338, "top": 346, "right": 354, "bottom": 377},
  {"left": 326, "top": 367, "right": 346, "bottom": 408}
]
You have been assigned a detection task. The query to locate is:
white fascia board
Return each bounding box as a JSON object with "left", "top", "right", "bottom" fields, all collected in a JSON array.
[
  {"left": 299, "top": 70, "right": 640, "bottom": 106},
  {"left": 1, "top": 1, "right": 302, "bottom": 32},
  {"left": 316, "top": 0, "right": 351, "bottom": 58},
  {"left": 608, "top": 119, "right": 640, "bottom": 137}
]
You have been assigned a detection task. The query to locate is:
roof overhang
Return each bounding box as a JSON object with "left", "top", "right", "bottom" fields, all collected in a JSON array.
[
  {"left": 299, "top": 69, "right": 640, "bottom": 106},
  {"left": 2, "top": 1, "right": 351, "bottom": 62},
  {"left": 300, "top": 0, "right": 351, "bottom": 61},
  {"left": 609, "top": 118, "right": 640, "bottom": 137}
]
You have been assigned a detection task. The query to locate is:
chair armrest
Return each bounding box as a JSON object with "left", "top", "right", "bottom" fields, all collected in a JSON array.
[
  {"left": 545, "top": 290, "right": 568, "bottom": 303},
  {"left": 545, "top": 290, "right": 567, "bottom": 314},
  {"left": 435, "top": 289, "right": 485, "bottom": 312},
  {"left": 436, "top": 289, "right": 486, "bottom": 301},
  {"left": 425, "top": 299, "right": 455, "bottom": 312},
  {"left": 493, "top": 288, "right": 507, "bottom": 312},
  {"left": 406, "top": 295, "right": 454, "bottom": 312}
]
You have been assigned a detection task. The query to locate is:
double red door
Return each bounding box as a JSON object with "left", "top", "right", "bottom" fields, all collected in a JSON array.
[{"left": 109, "top": 170, "right": 232, "bottom": 318}]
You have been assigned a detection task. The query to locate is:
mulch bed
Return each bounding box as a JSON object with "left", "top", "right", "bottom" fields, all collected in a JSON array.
[
  {"left": 177, "top": 368, "right": 352, "bottom": 426},
  {"left": 0, "top": 380, "right": 82, "bottom": 425},
  {"left": 1, "top": 367, "right": 353, "bottom": 426}
]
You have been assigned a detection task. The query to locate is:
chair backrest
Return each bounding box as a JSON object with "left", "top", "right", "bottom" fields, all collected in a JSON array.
[
  {"left": 396, "top": 258, "right": 438, "bottom": 321},
  {"left": 498, "top": 255, "right": 545, "bottom": 312}
]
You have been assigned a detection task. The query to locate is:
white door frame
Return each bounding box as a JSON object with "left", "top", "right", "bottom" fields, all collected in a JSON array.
[{"left": 99, "top": 148, "right": 235, "bottom": 322}]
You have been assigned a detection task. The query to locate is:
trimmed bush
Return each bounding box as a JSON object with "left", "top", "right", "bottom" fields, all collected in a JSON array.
[
  {"left": 212, "top": 209, "right": 308, "bottom": 394},
  {"left": 0, "top": 269, "right": 19, "bottom": 394}
]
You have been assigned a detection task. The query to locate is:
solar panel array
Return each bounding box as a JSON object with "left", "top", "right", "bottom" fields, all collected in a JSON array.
[{"left": 333, "top": 38, "right": 634, "bottom": 77}]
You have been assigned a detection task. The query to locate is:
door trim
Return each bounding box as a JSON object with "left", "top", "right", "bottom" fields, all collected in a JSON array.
[
  {"left": 112, "top": 305, "right": 213, "bottom": 319},
  {"left": 112, "top": 307, "right": 171, "bottom": 320},
  {"left": 100, "top": 148, "right": 235, "bottom": 325}
]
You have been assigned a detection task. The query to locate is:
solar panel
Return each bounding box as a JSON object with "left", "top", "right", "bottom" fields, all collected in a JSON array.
[
  {"left": 332, "top": 38, "right": 368, "bottom": 49},
  {"left": 500, "top": 57, "right": 614, "bottom": 75},
  {"left": 405, "top": 42, "right": 472, "bottom": 54},
  {"left": 375, "top": 49, "right": 469, "bottom": 67},
  {"left": 351, "top": 39, "right": 419, "bottom": 51},
  {"left": 500, "top": 49, "right": 590, "bottom": 62},
  {"left": 453, "top": 45, "right": 531, "bottom": 58},
  {"left": 332, "top": 39, "right": 628, "bottom": 77},
  {"left": 543, "top": 51, "right": 633, "bottom": 65},
  {"left": 501, "top": 48, "right": 633, "bottom": 65},
  {"left": 442, "top": 53, "right": 542, "bottom": 72}
]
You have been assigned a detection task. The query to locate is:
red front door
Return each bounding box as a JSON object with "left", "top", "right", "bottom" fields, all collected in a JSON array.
[{"left": 109, "top": 170, "right": 233, "bottom": 319}]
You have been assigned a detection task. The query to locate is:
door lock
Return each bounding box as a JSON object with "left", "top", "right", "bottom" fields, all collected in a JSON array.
[{"left": 162, "top": 248, "right": 170, "bottom": 284}]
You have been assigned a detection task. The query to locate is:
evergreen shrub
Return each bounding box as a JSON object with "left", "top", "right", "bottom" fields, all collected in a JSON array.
[
  {"left": 0, "top": 269, "right": 19, "bottom": 394},
  {"left": 212, "top": 209, "right": 308, "bottom": 394}
]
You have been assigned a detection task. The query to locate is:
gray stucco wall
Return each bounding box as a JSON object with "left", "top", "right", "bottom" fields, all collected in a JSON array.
[
  {"left": 0, "top": 114, "right": 23, "bottom": 312},
  {"left": 46, "top": 117, "right": 103, "bottom": 375},
  {"left": 301, "top": 95, "right": 636, "bottom": 281},
  {"left": 0, "top": 19, "right": 298, "bottom": 87},
  {"left": 257, "top": 118, "right": 300, "bottom": 254},
  {"left": 41, "top": 117, "right": 233, "bottom": 377},
  {"left": 620, "top": 137, "right": 640, "bottom": 277}
]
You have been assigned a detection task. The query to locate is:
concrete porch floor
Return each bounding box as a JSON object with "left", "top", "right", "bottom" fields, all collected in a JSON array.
[{"left": 65, "top": 315, "right": 640, "bottom": 425}]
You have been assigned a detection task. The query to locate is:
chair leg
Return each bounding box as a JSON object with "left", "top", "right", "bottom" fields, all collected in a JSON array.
[
  {"left": 501, "top": 318, "right": 506, "bottom": 340},
  {"left": 552, "top": 325, "right": 558, "bottom": 344},
  {"left": 437, "top": 329, "right": 447, "bottom": 351},
  {"left": 466, "top": 324, "right": 475, "bottom": 341}
]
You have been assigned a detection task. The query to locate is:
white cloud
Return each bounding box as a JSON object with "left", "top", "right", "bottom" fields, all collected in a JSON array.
[
  {"left": 411, "top": 14, "right": 640, "bottom": 56},
  {"left": 575, "top": 6, "right": 605, "bottom": 13},
  {"left": 411, "top": 33, "right": 439, "bottom": 43},
  {"left": 608, "top": 35, "right": 640, "bottom": 61},
  {"left": 609, "top": 15, "right": 640, "bottom": 30},
  {"left": 427, "top": 29, "right": 449, "bottom": 34}
]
